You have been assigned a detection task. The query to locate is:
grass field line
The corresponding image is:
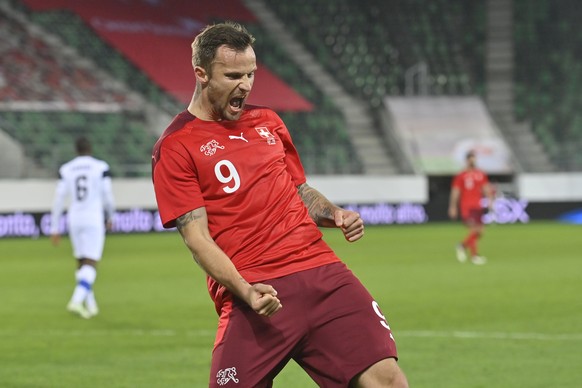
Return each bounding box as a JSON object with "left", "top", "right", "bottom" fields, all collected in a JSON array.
[
  {"left": 2, "top": 329, "right": 581, "bottom": 342},
  {"left": 397, "top": 330, "right": 582, "bottom": 341}
]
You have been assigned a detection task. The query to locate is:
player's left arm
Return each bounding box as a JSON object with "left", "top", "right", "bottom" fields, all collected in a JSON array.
[
  {"left": 101, "top": 169, "right": 116, "bottom": 231},
  {"left": 275, "top": 112, "right": 363, "bottom": 241},
  {"left": 297, "top": 183, "right": 364, "bottom": 242},
  {"left": 483, "top": 181, "right": 495, "bottom": 212}
]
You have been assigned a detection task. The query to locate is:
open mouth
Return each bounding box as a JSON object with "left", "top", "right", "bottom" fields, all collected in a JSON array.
[{"left": 229, "top": 96, "right": 245, "bottom": 111}]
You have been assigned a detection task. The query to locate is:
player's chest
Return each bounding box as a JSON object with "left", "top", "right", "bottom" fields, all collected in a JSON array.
[
  {"left": 462, "top": 173, "right": 484, "bottom": 190},
  {"left": 194, "top": 124, "right": 283, "bottom": 163},
  {"left": 191, "top": 125, "right": 285, "bottom": 192}
]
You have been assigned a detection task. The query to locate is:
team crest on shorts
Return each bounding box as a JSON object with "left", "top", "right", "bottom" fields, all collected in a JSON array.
[
  {"left": 216, "top": 367, "right": 239, "bottom": 385},
  {"left": 255, "top": 127, "right": 276, "bottom": 145},
  {"left": 200, "top": 139, "right": 225, "bottom": 156}
]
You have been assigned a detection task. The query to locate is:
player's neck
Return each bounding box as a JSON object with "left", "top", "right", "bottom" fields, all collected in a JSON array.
[{"left": 188, "top": 91, "right": 215, "bottom": 121}]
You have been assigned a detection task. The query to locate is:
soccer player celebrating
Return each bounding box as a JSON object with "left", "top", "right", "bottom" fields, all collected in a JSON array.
[
  {"left": 50, "top": 137, "right": 115, "bottom": 319},
  {"left": 152, "top": 22, "right": 408, "bottom": 387},
  {"left": 448, "top": 150, "right": 494, "bottom": 265}
]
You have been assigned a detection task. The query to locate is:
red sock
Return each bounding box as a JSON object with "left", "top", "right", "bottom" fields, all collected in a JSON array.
[{"left": 463, "top": 231, "right": 480, "bottom": 256}]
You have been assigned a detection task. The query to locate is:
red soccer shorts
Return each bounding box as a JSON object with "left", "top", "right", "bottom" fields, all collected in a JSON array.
[
  {"left": 209, "top": 262, "right": 399, "bottom": 387},
  {"left": 461, "top": 207, "right": 484, "bottom": 226}
]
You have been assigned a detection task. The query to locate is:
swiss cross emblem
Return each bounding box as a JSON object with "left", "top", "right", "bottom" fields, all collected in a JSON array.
[{"left": 255, "top": 127, "right": 276, "bottom": 145}]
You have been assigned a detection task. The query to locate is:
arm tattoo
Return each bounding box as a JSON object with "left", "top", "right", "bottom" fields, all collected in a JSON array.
[
  {"left": 176, "top": 210, "right": 202, "bottom": 231},
  {"left": 176, "top": 210, "right": 205, "bottom": 265},
  {"left": 297, "top": 183, "right": 336, "bottom": 226}
]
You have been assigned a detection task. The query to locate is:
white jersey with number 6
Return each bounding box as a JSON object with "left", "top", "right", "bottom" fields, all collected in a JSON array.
[{"left": 50, "top": 155, "right": 115, "bottom": 258}]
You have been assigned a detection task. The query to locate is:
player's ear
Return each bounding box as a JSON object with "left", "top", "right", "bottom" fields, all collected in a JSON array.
[{"left": 194, "top": 66, "right": 209, "bottom": 84}]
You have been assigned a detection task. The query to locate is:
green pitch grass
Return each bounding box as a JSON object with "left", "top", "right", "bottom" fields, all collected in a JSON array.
[{"left": 1, "top": 222, "right": 580, "bottom": 387}]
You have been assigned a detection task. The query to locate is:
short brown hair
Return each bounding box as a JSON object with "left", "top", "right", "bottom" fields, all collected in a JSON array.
[
  {"left": 191, "top": 21, "right": 255, "bottom": 73},
  {"left": 75, "top": 136, "right": 92, "bottom": 154}
]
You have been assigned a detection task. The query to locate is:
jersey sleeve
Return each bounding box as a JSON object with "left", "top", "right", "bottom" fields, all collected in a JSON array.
[
  {"left": 101, "top": 165, "right": 116, "bottom": 222},
  {"left": 272, "top": 112, "right": 306, "bottom": 186},
  {"left": 153, "top": 139, "right": 205, "bottom": 228},
  {"left": 50, "top": 170, "right": 68, "bottom": 234},
  {"left": 451, "top": 173, "right": 462, "bottom": 190}
]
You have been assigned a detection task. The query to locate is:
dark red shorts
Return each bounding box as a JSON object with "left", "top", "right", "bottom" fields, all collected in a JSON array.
[
  {"left": 462, "top": 207, "right": 484, "bottom": 226},
  {"left": 209, "top": 262, "right": 399, "bottom": 387}
]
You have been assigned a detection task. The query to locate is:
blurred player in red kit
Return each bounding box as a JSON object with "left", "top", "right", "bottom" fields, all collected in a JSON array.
[
  {"left": 448, "top": 150, "right": 494, "bottom": 265},
  {"left": 151, "top": 22, "right": 407, "bottom": 387}
]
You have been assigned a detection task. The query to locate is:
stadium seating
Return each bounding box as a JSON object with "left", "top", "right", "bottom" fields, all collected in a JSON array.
[
  {"left": 10, "top": 1, "right": 363, "bottom": 175},
  {"left": 246, "top": 24, "right": 363, "bottom": 174},
  {"left": 513, "top": 0, "right": 582, "bottom": 170},
  {"left": 265, "top": 0, "right": 582, "bottom": 171},
  {"left": 265, "top": 0, "right": 482, "bottom": 107},
  {"left": 0, "top": 10, "right": 127, "bottom": 104},
  {"left": 4, "top": 0, "right": 582, "bottom": 175},
  {"left": 0, "top": 6, "right": 157, "bottom": 177},
  {"left": 0, "top": 110, "right": 157, "bottom": 177},
  {"left": 21, "top": 8, "right": 180, "bottom": 112}
]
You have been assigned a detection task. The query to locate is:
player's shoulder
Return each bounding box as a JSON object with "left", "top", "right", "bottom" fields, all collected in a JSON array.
[
  {"left": 59, "top": 156, "right": 82, "bottom": 174},
  {"left": 152, "top": 110, "right": 200, "bottom": 168},
  {"left": 65, "top": 156, "right": 111, "bottom": 177},
  {"left": 59, "top": 158, "right": 74, "bottom": 171},
  {"left": 92, "top": 157, "right": 111, "bottom": 171},
  {"left": 454, "top": 170, "right": 466, "bottom": 179},
  {"left": 71, "top": 155, "right": 108, "bottom": 168},
  {"left": 243, "top": 104, "right": 281, "bottom": 121},
  {"left": 241, "top": 105, "right": 289, "bottom": 137},
  {"left": 157, "top": 110, "right": 199, "bottom": 147}
]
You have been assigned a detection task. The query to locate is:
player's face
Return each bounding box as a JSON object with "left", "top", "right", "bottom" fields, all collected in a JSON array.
[{"left": 206, "top": 45, "right": 256, "bottom": 121}]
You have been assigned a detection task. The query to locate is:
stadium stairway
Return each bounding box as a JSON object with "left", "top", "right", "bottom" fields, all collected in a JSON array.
[
  {"left": 0, "top": 129, "right": 26, "bottom": 178},
  {"left": 243, "top": 0, "right": 401, "bottom": 175},
  {"left": 485, "top": 0, "right": 555, "bottom": 173}
]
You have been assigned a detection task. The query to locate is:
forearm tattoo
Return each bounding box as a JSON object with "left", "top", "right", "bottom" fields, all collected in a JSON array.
[
  {"left": 176, "top": 210, "right": 202, "bottom": 231},
  {"left": 176, "top": 210, "right": 205, "bottom": 265},
  {"left": 297, "top": 183, "right": 336, "bottom": 226}
]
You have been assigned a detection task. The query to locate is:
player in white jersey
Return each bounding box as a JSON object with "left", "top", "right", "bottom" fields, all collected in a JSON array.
[{"left": 50, "top": 137, "right": 115, "bottom": 319}]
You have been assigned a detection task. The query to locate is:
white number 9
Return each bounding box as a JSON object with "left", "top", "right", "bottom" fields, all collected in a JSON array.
[
  {"left": 372, "top": 301, "right": 391, "bottom": 330},
  {"left": 214, "top": 160, "right": 241, "bottom": 193}
]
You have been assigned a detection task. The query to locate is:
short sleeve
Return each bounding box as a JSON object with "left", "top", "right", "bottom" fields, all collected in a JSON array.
[
  {"left": 272, "top": 112, "right": 306, "bottom": 186},
  {"left": 451, "top": 173, "right": 462, "bottom": 189},
  {"left": 153, "top": 140, "right": 205, "bottom": 228}
]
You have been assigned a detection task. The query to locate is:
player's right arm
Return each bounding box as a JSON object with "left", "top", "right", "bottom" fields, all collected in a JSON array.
[
  {"left": 448, "top": 186, "right": 460, "bottom": 219},
  {"left": 50, "top": 174, "right": 68, "bottom": 246},
  {"left": 176, "top": 207, "right": 282, "bottom": 317}
]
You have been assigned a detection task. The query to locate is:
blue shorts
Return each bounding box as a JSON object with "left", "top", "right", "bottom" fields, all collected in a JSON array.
[{"left": 209, "top": 262, "right": 399, "bottom": 387}]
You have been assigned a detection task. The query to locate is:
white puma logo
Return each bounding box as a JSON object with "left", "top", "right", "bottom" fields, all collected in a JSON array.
[{"left": 228, "top": 133, "right": 248, "bottom": 142}]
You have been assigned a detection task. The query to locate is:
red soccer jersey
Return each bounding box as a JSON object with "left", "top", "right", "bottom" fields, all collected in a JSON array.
[
  {"left": 152, "top": 107, "right": 339, "bottom": 308},
  {"left": 451, "top": 169, "right": 489, "bottom": 213}
]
